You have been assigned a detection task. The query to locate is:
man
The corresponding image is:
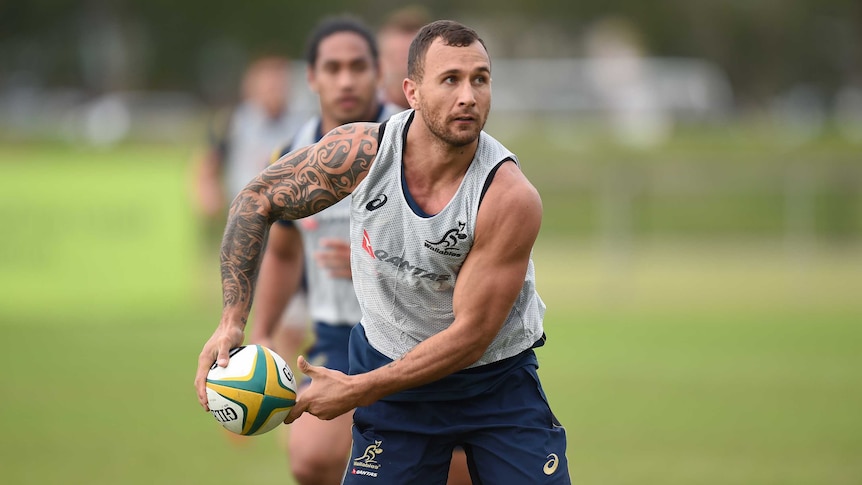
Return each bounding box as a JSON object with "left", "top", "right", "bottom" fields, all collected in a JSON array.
[
  {"left": 377, "top": 13, "right": 473, "bottom": 483},
  {"left": 195, "top": 20, "right": 570, "bottom": 484},
  {"left": 246, "top": 16, "right": 401, "bottom": 485},
  {"left": 377, "top": 6, "right": 430, "bottom": 109},
  {"left": 193, "top": 55, "right": 298, "bottom": 222},
  {"left": 191, "top": 54, "right": 308, "bottom": 399}
]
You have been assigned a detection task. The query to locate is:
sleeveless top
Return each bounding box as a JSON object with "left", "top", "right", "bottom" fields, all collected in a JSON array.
[
  {"left": 220, "top": 102, "right": 300, "bottom": 200},
  {"left": 349, "top": 109, "right": 546, "bottom": 368},
  {"left": 282, "top": 103, "right": 402, "bottom": 325}
]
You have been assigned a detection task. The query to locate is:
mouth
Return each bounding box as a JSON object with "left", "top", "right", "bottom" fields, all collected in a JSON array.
[
  {"left": 336, "top": 97, "right": 360, "bottom": 109},
  {"left": 452, "top": 114, "right": 476, "bottom": 123}
]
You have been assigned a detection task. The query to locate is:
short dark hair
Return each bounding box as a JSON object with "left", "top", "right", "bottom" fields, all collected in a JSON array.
[
  {"left": 407, "top": 20, "right": 487, "bottom": 81},
  {"left": 304, "top": 16, "right": 379, "bottom": 67}
]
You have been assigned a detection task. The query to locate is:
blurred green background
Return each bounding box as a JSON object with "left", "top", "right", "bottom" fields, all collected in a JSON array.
[{"left": 1, "top": 1, "right": 861, "bottom": 484}]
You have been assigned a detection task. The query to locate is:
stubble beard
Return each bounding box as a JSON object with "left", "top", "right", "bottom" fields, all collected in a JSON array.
[
  {"left": 419, "top": 94, "right": 490, "bottom": 148},
  {"left": 420, "top": 104, "right": 487, "bottom": 148}
]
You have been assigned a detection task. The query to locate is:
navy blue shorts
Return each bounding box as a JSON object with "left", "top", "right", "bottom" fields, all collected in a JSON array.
[
  {"left": 301, "top": 321, "right": 353, "bottom": 386},
  {"left": 343, "top": 364, "right": 571, "bottom": 484}
]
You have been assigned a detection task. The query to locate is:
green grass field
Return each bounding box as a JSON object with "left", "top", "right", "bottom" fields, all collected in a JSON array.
[{"left": 1, "top": 143, "right": 860, "bottom": 484}]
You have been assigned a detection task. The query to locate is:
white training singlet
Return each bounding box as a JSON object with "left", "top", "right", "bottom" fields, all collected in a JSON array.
[
  {"left": 289, "top": 104, "right": 403, "bottom": 325},
  {"left": 350, "top": 110, "right": 546, "bottom": 367},
  {"left": 224, "top": 102, "right": 300, "bottom": 200}
]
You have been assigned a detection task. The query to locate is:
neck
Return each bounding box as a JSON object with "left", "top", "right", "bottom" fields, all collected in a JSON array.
[
  {"left": 401, "top": 112, "right": 479, "bottom": 214},
  {"left": 320, "top": 102, "right": 381, "bottom": 133},
  {"left": 404, "top": 112, "right": 478, "bottom": 181}
]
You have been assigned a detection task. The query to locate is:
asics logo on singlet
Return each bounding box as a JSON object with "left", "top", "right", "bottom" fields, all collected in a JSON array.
[
  {"left": 365, "top": 194, "right": 387, "bottom": 211},
  {"left": 424, "top": 221, "right": 468, "bottom": 257},
  {"left": 543, "top": 453, "right": 560, "bottom": 475}
]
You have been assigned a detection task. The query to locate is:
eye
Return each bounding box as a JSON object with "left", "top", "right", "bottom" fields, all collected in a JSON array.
[
  {"left": 443, "top": 76, "right": 457, "bottom": 84},
  {"left": 473, "top": 75, "right": 488, "bottom": 85}
]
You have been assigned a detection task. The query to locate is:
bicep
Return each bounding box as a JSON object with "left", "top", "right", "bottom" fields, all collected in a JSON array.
[
  {"left": 252, "top": 122, "right": 380, "bottom": 222},
  {"left": 451, "top": 164, "right": 542, "bottom": 342}
]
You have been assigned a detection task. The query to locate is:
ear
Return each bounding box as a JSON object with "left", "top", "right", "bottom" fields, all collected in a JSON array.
[
  {"left": 403, "top": 78, "right": 419, "bottom": 110},
  {"left": 306, "top": 65, "right": 318, "bottom": 94}
]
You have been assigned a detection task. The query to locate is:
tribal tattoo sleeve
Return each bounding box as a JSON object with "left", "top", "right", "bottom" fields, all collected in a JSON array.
[{"left": 219, "top": 122, "right": 380, "bottom": 317}]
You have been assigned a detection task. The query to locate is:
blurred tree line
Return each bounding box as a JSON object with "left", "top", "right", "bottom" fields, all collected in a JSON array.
[{"left": 1, "top": 0, "right": 860, "bottom": 108}]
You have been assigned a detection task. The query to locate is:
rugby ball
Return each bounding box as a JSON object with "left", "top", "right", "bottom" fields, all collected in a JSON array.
[{"left": 205, "top": 345, "right": 297, "bottom": 436}]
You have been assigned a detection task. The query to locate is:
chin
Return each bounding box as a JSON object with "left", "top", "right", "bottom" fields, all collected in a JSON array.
[
  {"left": 446, "top": 136, "right": 478, "bottom": 147},
  {"left": 448, "top": 129, "right": 481, "bottom": 147}
]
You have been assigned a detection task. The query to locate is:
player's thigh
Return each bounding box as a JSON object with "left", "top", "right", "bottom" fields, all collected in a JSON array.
[
  {"left": 288, "top": 410, "right": 354, "bottom": 464},
  {"left": 464, "top": 428, "right": 569, "bottom": 485},
  {"left": 343, "top": 408, "right": 453, "bottom": 484},
  {"left": 465, "top": 367, "right": 571, "bottom": 485}
]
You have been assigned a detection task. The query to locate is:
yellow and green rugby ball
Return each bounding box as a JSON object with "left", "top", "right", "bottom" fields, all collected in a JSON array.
[{"left": 205, "top": 345, "right": 297, "bottom": 436}]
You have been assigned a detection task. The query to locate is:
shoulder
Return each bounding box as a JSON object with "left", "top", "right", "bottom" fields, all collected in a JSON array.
[
  {"left": 312, "top": 122, "right": 385, "bottom": 178},
  {"left": 476, "top": 161, "right": 542, "bottom": 238},
  {"left": 289, "top": 116, "right": 321, "bottom": 148},
  {"left": 320, "top": 121, "right": 384, "bottom": 145},
  {"left": 297, "top": 115, "right": 320, "bottom": 134},
  {"left": 485, "top": 161, "right": 541, "bottom": 211},
  {"left": 228, "top": 102, "right": 258, "bottom": 126}
]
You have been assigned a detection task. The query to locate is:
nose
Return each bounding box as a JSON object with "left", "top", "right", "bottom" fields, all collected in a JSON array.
[
  {"left": 456, "top": 82, "right": 476, "bottom": 107},
  {"left": 336, "top": 68, "right": 356, "bottom": 91}
]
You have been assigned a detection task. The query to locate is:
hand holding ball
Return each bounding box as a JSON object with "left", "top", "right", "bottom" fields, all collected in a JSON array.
[{"left": 205, "top": 345, "right": 297, "bottom": 436}]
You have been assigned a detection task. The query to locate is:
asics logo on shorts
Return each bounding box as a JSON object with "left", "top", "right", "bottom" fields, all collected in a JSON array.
[{"left": 543, "top": 453, "right": 559, "bottom": 475}]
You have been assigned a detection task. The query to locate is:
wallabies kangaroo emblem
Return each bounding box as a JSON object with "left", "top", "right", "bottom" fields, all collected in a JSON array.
[{"left": 355, "top": 440, "right": 384, "bottom": 465}]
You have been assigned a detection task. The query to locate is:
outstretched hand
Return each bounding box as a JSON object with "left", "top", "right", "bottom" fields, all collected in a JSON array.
[
  {"left": 194, "top": 324, "right": 245, "bottom": 411},
  {"left": 284, "top": 355, "right": 362, "bottom": 424}
]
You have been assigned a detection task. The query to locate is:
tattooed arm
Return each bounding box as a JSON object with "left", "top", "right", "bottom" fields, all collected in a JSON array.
[{"left": 194, "top": 122, "right": 380, "bottom": 410}]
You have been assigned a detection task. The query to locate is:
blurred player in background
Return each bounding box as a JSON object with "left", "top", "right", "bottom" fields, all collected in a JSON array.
[
  {"left": 193, "top": 55, "right": 298, "bottom": 223},
  {"left": 246, "top": 17, "right": 428, "bottom": 485},
  {"left": 192, "top": 55, "right": 308, "bottom": 383},
  {"left": 377, "top": 6, "right": 431, "bottom": 109}
]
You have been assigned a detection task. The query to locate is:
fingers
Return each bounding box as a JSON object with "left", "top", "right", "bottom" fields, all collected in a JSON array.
[
  {"left": 194, "top": 332, "right": 239, "bottom": 412},
  {"left": 195, "top": 353, "right": 214, "bottom": 411},
  {"left": 216, "top": 340, "right": 231, "bottom": 368},
  {"left": 283, "top": 358, "right": 311, "bottom": 424},
  {"left": 283, "top": 357, "right": 314, "bottom": 424},
  {"left": 298, "top": 354, "right": 320, "bottom": 376},
  {"left": 284, "top": 398, "right": 308, "bottom": 424}
]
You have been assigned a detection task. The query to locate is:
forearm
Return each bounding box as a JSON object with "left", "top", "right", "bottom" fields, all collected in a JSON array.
[
  {"left": 353, "top": 324, "right": 488, "bottom": 406},
  {"left": 219, "top": 190, "right": 274, "bottom": 327},
  {"left": 250, "top": 248, "right": 303, "bottom": 342},
  {"left": 216, "top": 124, "right": 379, "bottom": 327}
]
